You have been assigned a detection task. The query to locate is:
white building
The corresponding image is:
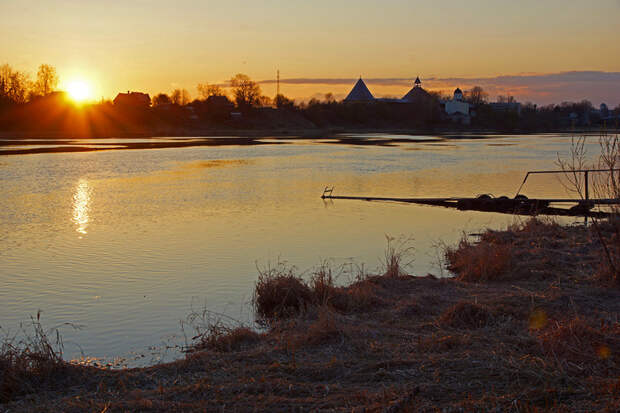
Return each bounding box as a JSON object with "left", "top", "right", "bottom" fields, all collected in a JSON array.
[{"left": 444, "top": 88, "right": 471, "bottom": 124}]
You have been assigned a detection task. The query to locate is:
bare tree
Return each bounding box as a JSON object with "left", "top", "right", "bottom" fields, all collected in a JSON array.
[
  {"left": 557, "top": 135, "right": 620, "bottom": 282},
  {"left": 197, "top": 83, "right": 225, "bottom": 100},
  {"left": 229, "top": 73, "right": 261, "bottom": 109},
  {"left": 0, "top": 64, "right": 30, "bottom": 104},
  {"left": 33, "top": 64, "right": 58, "bottom": 97},
  {"left": 594, "top": 135, "right": 620, "bottom": 209},
  {"left": 497, "top": 95, "right": 516, "bottom": 103},
  {"left": 556, "top": 136, "right": 588, "bottom": 199},
  {"left": 171, "top": 89, "right": 191, "bottom": 106},
  {"left": 466, "top": 86, "right": 488, "bottom": 105}
]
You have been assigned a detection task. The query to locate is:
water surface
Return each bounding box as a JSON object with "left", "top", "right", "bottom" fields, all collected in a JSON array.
[{"left": 0, "top": 133, "right": 600, "bottom": 365}]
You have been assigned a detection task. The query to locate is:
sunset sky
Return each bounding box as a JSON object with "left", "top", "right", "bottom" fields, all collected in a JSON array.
[{"left": 2, "top": 0, "right": 620, "bottom": 105}]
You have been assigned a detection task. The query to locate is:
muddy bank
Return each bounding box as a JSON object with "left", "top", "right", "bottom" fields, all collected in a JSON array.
[{"left": 1, "top": 218, "right": 619, "bottom": 412}]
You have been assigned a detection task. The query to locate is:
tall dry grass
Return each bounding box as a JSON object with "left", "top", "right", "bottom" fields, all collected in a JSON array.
[
  {"left": 252, "top": 235, "right": 413, "bottom": 321},
  {"left": 557, "top": 134, "right": 620, "bottom": 284},
  {"left": 0, "top": 312, "right": 70, "bottom": 403},
  {"left": 253, "top": 262, "right": 313, "bottom": 320},
  {"left": 182, "top": 306, "right": 261, "bottom": 353},
  {"left": 444, "top": 232, "right": 513, "bottom": 282},
  {"left": 381, "top": 235, "right": 415, "bottom": 278}
]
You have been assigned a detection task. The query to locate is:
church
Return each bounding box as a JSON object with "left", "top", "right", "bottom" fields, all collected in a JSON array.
[
  {"left": 344, "top": 76, "right": 472, "bottom": 123},
  {"left": 443, "top": 88, "right": 472, "bottom": 124},
  {"left": 344, "top": 76, "right": 431, "bottom": 104}
]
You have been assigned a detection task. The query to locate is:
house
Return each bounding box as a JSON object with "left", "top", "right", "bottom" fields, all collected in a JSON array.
[{"left": 113, "top": 91, "right": 151, "bottom": 108}]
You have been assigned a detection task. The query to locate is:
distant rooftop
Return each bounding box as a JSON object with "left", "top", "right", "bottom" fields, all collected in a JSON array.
[
  {"left": 113, "top": 91, "right": 151, "bottom": 107},
  {"left": 344, "top": 78, "right": 375, "bottom": 102}
]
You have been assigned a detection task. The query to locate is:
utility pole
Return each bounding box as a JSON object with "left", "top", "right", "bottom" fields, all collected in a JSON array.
[{"left": 276, "top": 69, "right": 280, "bottom": 97}]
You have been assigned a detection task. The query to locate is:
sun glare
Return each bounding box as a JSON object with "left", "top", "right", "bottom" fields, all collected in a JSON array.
[{"left": 67, "top": 80, "right": 92, "bottom": 102}]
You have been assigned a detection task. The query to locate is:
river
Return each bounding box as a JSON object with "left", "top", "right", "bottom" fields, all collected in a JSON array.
[{"left": 0, "top": 133, "right": 602, "bottom": 366}]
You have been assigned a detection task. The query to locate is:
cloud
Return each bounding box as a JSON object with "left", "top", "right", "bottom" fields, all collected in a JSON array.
[
  {"left": 258, "top": 77, "right": 416, "bottom": 87},
  {"left": 257, "top": 71, "right": 620, "bottom": 106}
]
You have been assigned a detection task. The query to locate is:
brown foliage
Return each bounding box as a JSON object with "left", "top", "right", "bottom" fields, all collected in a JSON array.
[
  {"left": 535, "top": 316, "right": 620, "bottom": 371},
  {"left": 594, "top": 219, "right": 620, "bottom": 286},
  {"left": 253, "top": 262, "right": 384, "bottom": 321},
  {"left": 303, "top": 307, "right": 347, "bottom": 346},
  {"left": 445, "top": 234, "right": 513, "bottom": 282},
  {"left": 253, "top": 264, "right": 312, "bottom": 319},
  {"left": 0, "top": 315, "right": 67, "bottom": 403},
  {"left": 196, "top": 326, "right": 261, "bottom": 352},
  {"left": 439, "top": 301, "right": 492, "bottom": 329}
]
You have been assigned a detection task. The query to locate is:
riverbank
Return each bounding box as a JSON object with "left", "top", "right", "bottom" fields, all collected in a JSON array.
[{"left": 1, "top": 217, "right": 619, "bottom": 412}]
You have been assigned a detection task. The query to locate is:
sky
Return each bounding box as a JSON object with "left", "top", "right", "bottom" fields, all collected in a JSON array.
[{"left": 1, "top": 0, "right": 620, "bottom": 106}]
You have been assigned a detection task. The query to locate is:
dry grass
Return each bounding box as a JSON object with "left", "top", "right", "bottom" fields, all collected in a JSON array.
[
  {"left": 444, "top": 217, "right": 613, "bottom": 284},
  {"left": 535, "top": 316, "right": 620, "bottom": 373},
  {"left": 193, "top": 326, "right": 262, "bottom": 352},
  {"left": 0, "top": 314, "right": 68, "bottom": 403},
  {"left": 330, "top": 279, "right": 384, "bottom": 312},
  {"left": 382, "top": 235, "right": 415, "bottom": 278},
  {"left": 4, "top": 220, "right": 620, "bottom": 412},
  {"left": 302, "top": 306, "right": 349, "bottom": 347},
  {"left": 309, "top": 263, "right": 335, "bottom": 306},
  {"left": 252, "top": 237, "right": 410, "bottom": 321},
  {"left": 253, "top": 262, "right": 313, "bottom": 319},
  {"left": 253, "top": 262, "right": 385, "bottom": 321},
  {"left": 438, "top": 301, "right": 493, "bottom": 329},
  {"left": 445, "top": 233, "right": 513, "bottom": 281},
  {"left": 594, "top": 219, "right": 620, "bottom": 286}
]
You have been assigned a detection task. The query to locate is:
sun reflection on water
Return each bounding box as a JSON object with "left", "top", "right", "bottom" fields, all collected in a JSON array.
[{"left": 72, "top": 179, "right": 90, "bottom": 236}]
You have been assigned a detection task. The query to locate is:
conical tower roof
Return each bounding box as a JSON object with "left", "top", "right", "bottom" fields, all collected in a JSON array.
[
  {"left": 344, "top": 78, "right": 375, "bottom": 102},
  {"left": 402, "top": 77, "right": 430, "bottom": 102}
]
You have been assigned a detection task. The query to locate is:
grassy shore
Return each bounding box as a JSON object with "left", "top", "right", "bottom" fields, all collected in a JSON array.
[{"left": 1, "top": 217, "right": 619, "bottom": 412}]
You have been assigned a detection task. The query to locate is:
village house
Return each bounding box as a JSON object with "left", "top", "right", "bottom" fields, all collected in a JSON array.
[{"left": 113, "top": 91, "right": 151, "bottom": 108}]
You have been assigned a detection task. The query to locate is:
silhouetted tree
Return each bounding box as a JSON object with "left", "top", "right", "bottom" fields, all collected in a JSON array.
[
  {"left": 0, "top": 64, "right": 30, "bottom": 104},
  {"left": 170, "top": 89, "right": 190, "bottom": 105},
  {"left": 197, "top": 83, "right": 225, "bottom": 100},
  {"left": 466, "top": 86, "right": 487, "bottom": 105},
  {"left": 324, "top": 93, "right": 336, "bottom": 103},
  {"left": 152, "top": 93, "right": 172, "bottom": 106},
  {"left": 274, "top": 94, "right": 295, "bottom": 109},
  {"left": 497, "top": 95, "right": 516, "bottom": 103},
  {"left": 33, "top": 64, "right": 58, "bottom": 97},
  {"left": 258, "top": 95, "right": 272, "bottom": 107},
  {"left": 230, "top": 73, "right": 261, "bottom": 109}
]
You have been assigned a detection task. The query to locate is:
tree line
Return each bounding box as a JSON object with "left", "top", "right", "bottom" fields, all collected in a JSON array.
[
  {"left": 1, "top": 62, "right": 619, "bottom": 134},
  {"left": 0, "top": 64, "right": 58, "bottom": 105},
  {"left": 152, "top": 73, "right": 287, "bottom": 110}
]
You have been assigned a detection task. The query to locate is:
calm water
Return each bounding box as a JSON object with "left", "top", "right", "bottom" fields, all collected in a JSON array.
[{"left": 0, "top": 134, "right": 600, "bottom": 366}]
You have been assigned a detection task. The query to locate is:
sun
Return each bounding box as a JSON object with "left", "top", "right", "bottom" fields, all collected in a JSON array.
[{"left": 67, "top": 80, "right": 92, "bottom": 103}]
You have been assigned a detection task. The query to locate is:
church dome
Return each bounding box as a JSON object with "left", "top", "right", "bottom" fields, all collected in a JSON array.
[{"left": 454, "top": 88, "right": 463, "bottom": 95}]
